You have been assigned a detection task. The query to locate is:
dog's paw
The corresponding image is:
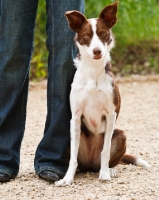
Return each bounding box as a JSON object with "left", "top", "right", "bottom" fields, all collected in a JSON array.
[
  {"left": 54, "top": 178, "right": 73, "bottom": 187},
  {"left": 109, "top": 168, "right": 117, "bottom": 177},
  {"left": 99, "top": 169, "right": 111, "bottom": 181}
]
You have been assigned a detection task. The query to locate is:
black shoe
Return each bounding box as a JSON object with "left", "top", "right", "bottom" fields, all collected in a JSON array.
[
  {"left": 0, "top": 172, "right": 12, "bottom": 182},
  {"left": 38, "top": 170, "right": 62, "bottom": 182}
]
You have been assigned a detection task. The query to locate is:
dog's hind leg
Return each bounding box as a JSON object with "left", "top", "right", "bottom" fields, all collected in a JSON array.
[
  {"left": 109, "top": 129, "right": 126, "bottom": 168},
  {"left": 110, "top": 129, "right": 151, "bottom": 170}
]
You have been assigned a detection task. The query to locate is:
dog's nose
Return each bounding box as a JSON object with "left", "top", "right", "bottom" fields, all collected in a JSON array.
[{"left": 93, "top": 48, "right": 101, "bottom": 56}]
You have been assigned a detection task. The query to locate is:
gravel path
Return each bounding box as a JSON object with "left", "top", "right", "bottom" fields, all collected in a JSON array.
[{"left": 1, "top": 75, "right": 159, "bottom": 200}]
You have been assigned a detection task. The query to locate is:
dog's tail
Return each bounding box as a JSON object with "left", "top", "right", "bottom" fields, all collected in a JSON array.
[{"left": 121, "top": 154, "right": 151, "bottom": 169}]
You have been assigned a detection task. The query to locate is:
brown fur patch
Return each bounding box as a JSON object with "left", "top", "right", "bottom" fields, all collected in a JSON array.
[
  {"left": 96, "top": 18, "right": 112, "bottom": 45},
  {"left": 105, "top": 62, "right": 121, "bottom": 118},
  {"left": 76, "top": 21, "right": 93, "bottom": 46}
]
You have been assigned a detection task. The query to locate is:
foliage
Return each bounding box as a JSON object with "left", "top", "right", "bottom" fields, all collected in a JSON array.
[
  {"left": 86, "top": 0, "right": 159, "bottom": 43},
  {"left": 86, "top": 0, "right": 159, "bottom": 75},
  {"left": 30, "top": 0, "right": 48, "bottom": 80},
  {"left": 30, "top": 0, "right": 159, "bottom": 79}
]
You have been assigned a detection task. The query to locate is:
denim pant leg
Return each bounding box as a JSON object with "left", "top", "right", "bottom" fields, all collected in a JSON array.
[
  {"left": 0, "top": 0, "right": 38, "bottom": 177},
  {"left": 34, "top": 0, "right": 85, "bottom": 177}
]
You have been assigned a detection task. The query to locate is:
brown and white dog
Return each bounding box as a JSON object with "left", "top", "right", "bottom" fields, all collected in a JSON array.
[{"left": 55, "top": 1, "right": 150, "bottom": 186}]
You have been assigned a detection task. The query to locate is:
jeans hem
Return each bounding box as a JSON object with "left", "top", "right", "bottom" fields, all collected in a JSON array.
[
  {"left": 35, "top": 166, "right": 65, "bottom": 178},
  {"left": 0, "top": 169, "right": 15, "bottom": 178}
]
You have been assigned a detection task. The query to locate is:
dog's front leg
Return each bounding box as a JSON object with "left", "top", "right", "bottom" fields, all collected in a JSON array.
[
  {"left": 99, "top": 111, "right": 116, "bottom": 181},
  {"left": 55, "top": 110, "right": 81, "bottom": 186}
]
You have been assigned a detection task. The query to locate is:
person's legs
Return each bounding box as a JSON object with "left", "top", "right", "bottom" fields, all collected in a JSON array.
[
  {"left": 0, "top": 0, "right": 38, "bottom": 178},
  {"left": 34, "top": 0, "right": 85, "bottom": 177}
]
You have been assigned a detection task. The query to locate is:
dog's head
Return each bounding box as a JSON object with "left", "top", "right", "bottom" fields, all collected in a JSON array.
[{"left": 65, "top": 1, "right": 118, "bottom": 60}]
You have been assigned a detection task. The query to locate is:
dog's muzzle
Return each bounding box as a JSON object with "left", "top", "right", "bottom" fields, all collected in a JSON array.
[{"left": 93, "top": 47, "right": 102, "bottom": 60}]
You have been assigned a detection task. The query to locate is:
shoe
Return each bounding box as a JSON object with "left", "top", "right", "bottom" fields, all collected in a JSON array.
[
  {"left": 0, "top": 172, "right": 12, "bottom": 182},
  {"left": 38, "top": 170, "right": 62, "bottom": 182}
]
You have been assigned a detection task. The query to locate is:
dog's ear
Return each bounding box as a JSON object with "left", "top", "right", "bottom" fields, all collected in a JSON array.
[
  {"left": 65, "top": 11, "right": 87, "bottom": 33},
  {"left": 99, "top": 1, "right": 119, "bottom": 28}
]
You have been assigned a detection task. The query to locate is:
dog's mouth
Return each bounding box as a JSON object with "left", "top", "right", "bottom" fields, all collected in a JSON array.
[{"left": 93, "top": 55, "right": 102, "bottom": 60}]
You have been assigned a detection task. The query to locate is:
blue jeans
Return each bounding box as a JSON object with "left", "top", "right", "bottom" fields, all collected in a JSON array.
[{"left": 0, "top": 0, "right": 84, "bottom": 178}]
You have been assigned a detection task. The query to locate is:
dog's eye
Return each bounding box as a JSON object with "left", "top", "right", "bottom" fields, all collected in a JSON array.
[{"left": 83, "top": 33, "right": 89, "bottom": 39}]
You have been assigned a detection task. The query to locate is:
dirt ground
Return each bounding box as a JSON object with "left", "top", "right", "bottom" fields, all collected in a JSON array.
[{"left": 1, "top": 75, "right": 159, "bottom": 200}]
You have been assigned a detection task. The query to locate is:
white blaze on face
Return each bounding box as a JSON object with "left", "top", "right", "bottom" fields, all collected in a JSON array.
[{"left": 86, "top": 19, "right": 108, "bottom": 59}]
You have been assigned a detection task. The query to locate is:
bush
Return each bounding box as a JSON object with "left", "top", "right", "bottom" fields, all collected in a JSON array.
[
  {"left": 30, "top": 0, "right": 48, "bottom": 80},
  {"left": 86, "top": 0, "right": 159, "bottom": 75},
  {"left": 30, "top": 0, "right": 159, "bottom": 79}
]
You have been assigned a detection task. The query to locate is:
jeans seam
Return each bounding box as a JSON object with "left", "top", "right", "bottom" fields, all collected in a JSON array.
[
  {"left": 0, "top": 1, "right": 1, "bottom": 17},
  {"left": 49, "top": 0, "right": 54, "bottom": 122},
  {"left": 21, "top": 76, "right": 28, "bottom": 132}
]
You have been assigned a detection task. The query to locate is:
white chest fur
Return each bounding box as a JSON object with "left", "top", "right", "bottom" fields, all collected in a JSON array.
[{"left": 70, "top": 68, "right": 115, "bottom": 134}]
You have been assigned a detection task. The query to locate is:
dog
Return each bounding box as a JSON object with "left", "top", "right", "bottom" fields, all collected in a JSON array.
[{"left": 55, "top": 1, "right": 150, "bottom": 186}]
